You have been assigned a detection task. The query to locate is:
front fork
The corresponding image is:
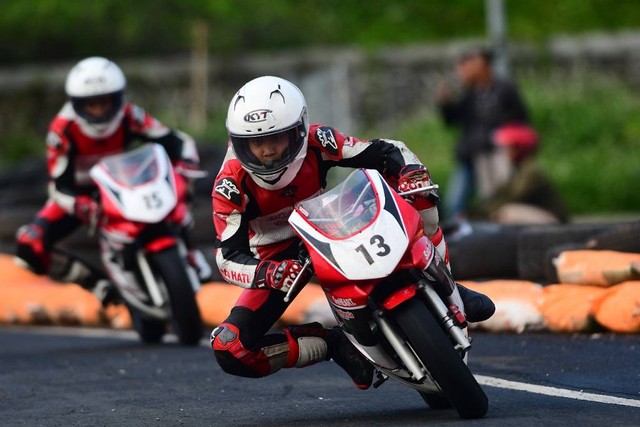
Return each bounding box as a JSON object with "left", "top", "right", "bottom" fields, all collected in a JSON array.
[
  {"left": 372, "top": 280, "right": 471, "bottom": 383},
  {"left": 376, "top": 312, "right": 428, "bottom": 382},
  {"left": 100, "top": 223, "right": 198, "bottom": 313},
  {"left": 135, "top": 249, "right": 167, "bottom": 307},
  {"left": 419, "top": 284, "right": 471, "bottom": 353}
]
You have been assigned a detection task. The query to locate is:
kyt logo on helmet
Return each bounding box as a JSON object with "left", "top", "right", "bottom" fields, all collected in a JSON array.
[{"left": 243, "top": 109, "right": 272, "bottom": 123}]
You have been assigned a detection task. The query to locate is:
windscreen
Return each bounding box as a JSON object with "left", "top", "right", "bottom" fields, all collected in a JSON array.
[
  {"left": 100, "top": 144, "right": 159, "bottom": 186},
  {"left": 297, "top": 169, "right": 378, "bottom": 238}
]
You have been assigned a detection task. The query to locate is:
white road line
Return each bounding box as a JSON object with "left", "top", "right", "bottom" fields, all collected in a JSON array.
[{"left": 476, "top": 375, "right": 640, "bottom": 408}]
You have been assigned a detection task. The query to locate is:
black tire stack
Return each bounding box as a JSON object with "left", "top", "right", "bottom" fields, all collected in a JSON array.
[{"left": 446, "top": 220, "right": 640, "bottom": 283}]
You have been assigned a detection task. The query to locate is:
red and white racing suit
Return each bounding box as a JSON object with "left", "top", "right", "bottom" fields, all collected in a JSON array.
[
  {"left": 210, "top": 124, "right": 447, "bottom": 378},
  {"left": 15, "top": 102, "right": 200, "bottom": 277}
]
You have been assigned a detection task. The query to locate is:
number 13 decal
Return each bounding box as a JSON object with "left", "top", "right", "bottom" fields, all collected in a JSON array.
[{"left": 355, "top": 234, "right": 390, "bottom": 265}]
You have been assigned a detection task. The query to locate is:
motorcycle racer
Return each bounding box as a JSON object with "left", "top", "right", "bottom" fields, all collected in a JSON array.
[
  {"left": 210, "top": 76, "right": 495, "bottom": 390},
  {"left": 14, "top": 56, "right": 212, "bottom": 305}
]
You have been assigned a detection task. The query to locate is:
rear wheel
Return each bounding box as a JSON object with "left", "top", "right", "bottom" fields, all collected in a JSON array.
[
  {"left": 394, "top": 299, "right": 488, "bottom": 419},
  {"left": 148, "top": 247, "right": 203, "bottom": 346}
]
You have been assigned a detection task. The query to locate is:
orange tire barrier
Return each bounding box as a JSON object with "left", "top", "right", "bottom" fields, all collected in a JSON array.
[
  {"left": 1, "top": 253, "right": 333, "bottom": 329},
  {"left": 3, "top": 253, "right": 640, "bottom": 334},
  {"left": 593, "top": 281, "right": 640, "bottom": 333},
  {"left": 0, "top": 279, "right": 107, "bottom": 326},
  {"left": 554, "top": 250, "right": 640, "bottom": 286},
  {"left": 0, "top": 254, "right": 110, "bottom": 326},
  {"left": 461, "top": 280, "right": 546, "bottom": 333},
  {"left": 540, "top": 284, "right": 608, "bottom": 332}
]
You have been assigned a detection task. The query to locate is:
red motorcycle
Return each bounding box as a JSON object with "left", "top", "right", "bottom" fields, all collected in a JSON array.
[
  {"left": 89, "top": 143, "right": 204, "bottom": 345},
  {"left": 288, "top": 168, "right": 488, "bottom": 419}
]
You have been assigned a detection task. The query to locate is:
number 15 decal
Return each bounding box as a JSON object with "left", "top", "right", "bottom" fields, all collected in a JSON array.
[
  {"left": 355, "top": 234, "right": 391, "bottom": 265},
  {"left": 143, "top": 191, "right": 163, "bottom": 209}
]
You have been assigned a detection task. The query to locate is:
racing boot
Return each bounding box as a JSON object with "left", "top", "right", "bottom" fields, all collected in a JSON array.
[
  {"left": 327, "top": 327, "right": 374, "bottom": 390},
  {"left": 48, "top": 250, "right": 120, "bottom": 307},
  {"left": 91, "top": 279, "right": 121, "bottom": 307},
  {"left": 284, "top": 322, "right": 373, "bottom": 390},
  {"left": 456, "top": 283, "right": 495, "bottom": 323}
]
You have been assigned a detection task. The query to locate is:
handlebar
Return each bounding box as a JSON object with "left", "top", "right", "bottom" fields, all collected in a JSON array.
[{"left": 176, "top": 167, "right": 209, "bottom": 179}]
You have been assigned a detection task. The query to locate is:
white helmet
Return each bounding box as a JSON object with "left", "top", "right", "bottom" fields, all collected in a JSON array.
[
  {"left": 226, "top": 76, "right": 309, "bottom": 190},
  {"left": 65, "top": 57, "right": 127, "bottom": 138}
]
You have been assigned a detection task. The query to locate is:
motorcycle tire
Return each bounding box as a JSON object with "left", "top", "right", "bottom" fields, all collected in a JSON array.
[
  {"left": 129, "top": 309, "right": 166, "bottom": 344},
  {"left": 148, "top": 246, "right": 204, "bottom": 346},
  {"left": 418, "top": 392, "right": 452, "bottom": 409},
  {"left": 394, "top": 299, "right": 488, "bottom": 419},
  {"left": 588, "top": 221, "right": 640, "bottom": 253},
  {"left": 448, "top": 222, "right": 522, "bottom": 280}
]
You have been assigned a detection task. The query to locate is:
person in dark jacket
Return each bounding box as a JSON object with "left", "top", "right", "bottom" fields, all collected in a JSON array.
[{"left": 437, "top": 47, "right": 530, "bottom": 222}]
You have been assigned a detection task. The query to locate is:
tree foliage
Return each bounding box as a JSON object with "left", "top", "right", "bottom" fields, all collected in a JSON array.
[{"left": 2, "top": 0, "right": 639, "bottom": 64}]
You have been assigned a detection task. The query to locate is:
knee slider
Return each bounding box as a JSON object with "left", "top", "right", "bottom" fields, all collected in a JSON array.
[
  {"left": 210, "top": 323, "right": 271, "bottom": 378},
  {"left": 211, "top": 323, "right": 240, "bottom": 354},
  {"left": 210, "top": 323, "right": 245, "bottom": 374}
]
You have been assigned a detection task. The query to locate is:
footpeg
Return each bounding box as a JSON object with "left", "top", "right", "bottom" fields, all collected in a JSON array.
[{"left": 372, "top": 370, "right": 388, "bottom": 389}]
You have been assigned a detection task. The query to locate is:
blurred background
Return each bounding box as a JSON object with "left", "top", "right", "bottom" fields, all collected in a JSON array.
[{"left": 1, "top": 0, "right": 640, "bottom": 217}]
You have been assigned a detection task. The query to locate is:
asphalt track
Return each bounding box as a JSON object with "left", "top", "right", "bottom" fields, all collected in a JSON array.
[{"left": 1, "top": 326, "right": 639, "bottom": 427}]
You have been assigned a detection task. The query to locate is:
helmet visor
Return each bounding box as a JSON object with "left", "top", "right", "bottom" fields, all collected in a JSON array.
[
  {"left": 71, "top": 90, "right": 124, "bottom": 124},
  {"left": 231, "top": 123, "right": 306, "bottom": 173}
]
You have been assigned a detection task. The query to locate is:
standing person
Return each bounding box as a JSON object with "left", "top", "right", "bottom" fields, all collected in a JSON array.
[
  {"left": 14, "top": 56, "right": 211, "bottom": 305},
  {"left": 437, "top": 47, "right": 530, "bottom": 222},
  {"left": 210, "top": 76, "right": 495, "bottom": 389}
]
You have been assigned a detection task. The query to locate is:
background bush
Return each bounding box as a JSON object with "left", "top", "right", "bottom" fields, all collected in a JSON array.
[{"left": 2, "top": 0, "right": 640, "bottom": 64}]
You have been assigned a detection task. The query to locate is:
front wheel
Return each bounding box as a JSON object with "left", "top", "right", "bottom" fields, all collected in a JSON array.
[
  {"left": 148, "top": 246, "right": 203, "bottom": 346},
  {"left": 418, "top": 392, "right": 452, "bottom": 410},
  {"left": 394, "top": 299, "right": 488, "bottom": 419},
  {"left": 129, "top": 308, "right": 166, "bottom": 344}
]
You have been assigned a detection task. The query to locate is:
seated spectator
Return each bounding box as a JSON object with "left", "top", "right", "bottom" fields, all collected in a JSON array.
[{"left": 468, "top": 123, "right": 569, "bottom": 224}]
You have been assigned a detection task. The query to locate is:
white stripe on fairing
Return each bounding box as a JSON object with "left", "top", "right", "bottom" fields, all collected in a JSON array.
[{"left": 476, "top": 375, "right": 640, "bottom": 408}]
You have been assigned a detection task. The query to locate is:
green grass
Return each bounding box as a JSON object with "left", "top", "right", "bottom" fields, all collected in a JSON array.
[{"left": 372, "top": 72, "right": 640, "bottom": 216}]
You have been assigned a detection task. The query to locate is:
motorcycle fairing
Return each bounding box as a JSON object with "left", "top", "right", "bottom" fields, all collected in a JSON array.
[
  {"left": 90, "top": 143, "right": 178, "bottom": 223},
  {"left": 289, "top": 169, "right": 411, "bottom": 282}
]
